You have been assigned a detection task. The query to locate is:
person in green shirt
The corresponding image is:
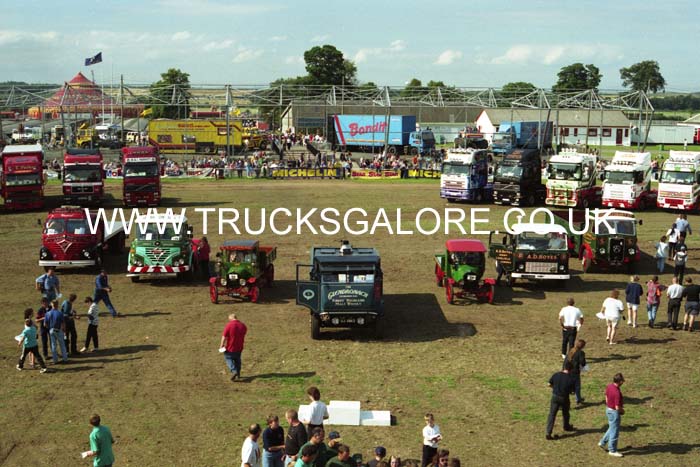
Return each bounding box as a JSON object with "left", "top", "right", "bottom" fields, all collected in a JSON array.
[
  {"left": 326, "top": 445, "right": 354, "bottom": 467},
  {"left": 295, "top": 444, "right": 318, "bottom": 467},
  {"left": 85, "top": 414, "right": 115, "bottom": 467},
  {"left": 16, "top": 316, "right": 48, "bottom": 372},
  {"left": 299, "top": 428, "right": 328, "bottom": 467}
]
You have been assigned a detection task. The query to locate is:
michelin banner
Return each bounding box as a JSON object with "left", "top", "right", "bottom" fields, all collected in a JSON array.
[{"left": 268, "top": 168, "right": 441, "bottom": 179}]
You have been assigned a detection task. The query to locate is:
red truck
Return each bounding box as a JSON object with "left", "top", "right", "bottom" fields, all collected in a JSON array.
[
  {"left": 63, "top": 148, "right": 104, "bottom": 204},
  {"left": 122, "top": 146, "right": 162, "bottom": 207},
  {"left": 39, "top": 206, "right": 125, "bottom": 270},
  {"left": 1, "top": 143, "right": 44, "bottom": 210}
]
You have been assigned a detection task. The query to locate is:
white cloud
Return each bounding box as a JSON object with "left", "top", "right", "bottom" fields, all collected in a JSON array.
[
  {"left": 434, "top": 49, "right": 463, "bottom": 66},
  {"left": 490, "top": 43, "right": 623, "bottom": 65},
  {"left": 284, "top": 56, "right": 304, "bottom": 65},
  {"left": 157, "top": 0, "right": 281, "bottom": 15},
  {"left": 269, "top": 35, "right": 287, "bottom": 42},
  {"left": 0, "top": 30, "right": 58, "bottom": 45},
  {"left": 310, "top": 34, "right": 329, "bottom": 43},
  {"left": 354, "top": 39, "right": 407, "bottom": 63},
  {"left": 204, "top": 39, "right": 234, "bottom": 51},
  {"left": 233, "top": 47, "right": 263, "bottom": 63},
  {"left": 172, "top": 31, "right": 191, "bottom": 41}
]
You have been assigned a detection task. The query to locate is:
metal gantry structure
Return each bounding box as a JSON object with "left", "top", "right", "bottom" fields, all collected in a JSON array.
[{"left": 0, "top": 81, "right": 655, "bottom": 149}]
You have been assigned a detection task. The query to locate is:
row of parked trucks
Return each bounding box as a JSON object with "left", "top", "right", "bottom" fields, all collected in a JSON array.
[{"left": 0, "top": 145, "right": 162, "bottom": 210}]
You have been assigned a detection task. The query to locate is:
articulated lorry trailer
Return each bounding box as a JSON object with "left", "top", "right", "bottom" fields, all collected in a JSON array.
[{"left": 327, "top": 114, "right": 435, "bottom": 155}]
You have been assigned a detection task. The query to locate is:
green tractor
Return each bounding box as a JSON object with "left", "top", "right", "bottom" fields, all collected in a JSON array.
[
  {"left": 435, "top": 239, "right": 495, "bottom": 304},
  {"left": 209, "top": 240, "right": 276, "bottom": 304}
]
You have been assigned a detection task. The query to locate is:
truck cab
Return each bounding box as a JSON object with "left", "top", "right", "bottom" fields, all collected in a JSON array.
[
  {"left": 296, "top": 241, "right": 384, "bottom": 340},
  {"left": 63, "top": 148, "right": 104, "bottom": 204},
  {"left": 489, "top": 224, "right": 570, "bottom": 286},
  {"left": 553, "top": 210, "right": 640, "bottom": 273},
  {"left": 440, "top": 148, "right": 493, "bottom": 202},
  {"left": 602, "top": 151, "right": 655, "bottom": 209},
  {"left": 122, "top": 146, "right": 161, "bottom": 207},
  {"left": 126, "top": 214, "right": 194, "bottom": 282},
  {"left": 1, "top": 143, "right": 44, "bottom": 210},
  {"left": 408, "top": 130, "right": 436, "bottom": 155},
  {"left": 657, "top": 151, "right": 700, "bottom": 211},
  {"left": 210, "top": 240, "right": 276, "bottom": 304},
  {"left": 435, "top": 239, "right": 495, "bottom": 304},
  {"left": 39, "top": 206, "right": 125, "bottom": 269},
  {"left": 493, "top": 148, "right": 545, "bottom": 206},
  {"left": 545, "top": 149, "right": 600, "bottom": 208}
]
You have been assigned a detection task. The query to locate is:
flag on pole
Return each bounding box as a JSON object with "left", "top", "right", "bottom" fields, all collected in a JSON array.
[{"left": 84, "top": 52, "right": 102, "bottom": 66}]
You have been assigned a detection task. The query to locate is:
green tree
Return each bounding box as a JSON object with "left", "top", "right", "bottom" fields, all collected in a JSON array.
[
  {"left": 427, "top": 80, "right": 446, "bottom": 88},
  {"left": 303, "top": 45, "right": 357, "bottom": 86},
  {"left": 400, "top": 78, "right": 425, "bottom": 97},
  {"left": 501, "top": 81, "right": 536, "bottom": 96},
  {"left": 620, "top": 60, "right": 666, "bottom": 93},
  {"left": 149, "top": 68, "right": 192, "bottom": 119},
  {"left": 552, "top": 63, "right": 601, "bottom": 92}
]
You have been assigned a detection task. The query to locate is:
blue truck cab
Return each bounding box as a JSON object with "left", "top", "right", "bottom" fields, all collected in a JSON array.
[{"left": 440, "top": 148, "right": 493, "bottom": 202}]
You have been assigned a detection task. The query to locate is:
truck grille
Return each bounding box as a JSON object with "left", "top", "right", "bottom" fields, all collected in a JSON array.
[
  {"left": 609, "top": 238, "right": 624, "bottom": 262},
  {"left": 525, "top": 262, "right": 557, "bottom": 273},
  {"left": 443, "top": 181, "right": 464, "bottom": 189},
  {"left": 144, "top": 247, "right": 176, "bottom": 265},
  {"left": 70, "top": 185, "right": 94, "bottom": 193},
  {"left": 125, "top": 183, "right": 157, "bottom": 193}
]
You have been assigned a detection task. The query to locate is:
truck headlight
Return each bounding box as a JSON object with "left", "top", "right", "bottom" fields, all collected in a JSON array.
[
  {"left": 229, "top": 273, "right": 238, "bottom": 280},
  {"left": 239, "top": 278, "right": 246, "bottom": 286},
  {"left": 599, "top": 248, "right": 606, "bottom": 254},
  {"left": 331, "top": 318, "right": 340, "bottom": 325},
  {"left": 559, "top": 264, "right": 566, "bottom": 271},
  {"left": 82, "top": 249, "right": 92, "bottom": 258},
  {"left": 628, "top": 248, "right": 636, "bottom": 255},
  {"left": 221, "top": 278, "right": 227, "bottom": 286},
  {"left": 466, "top": 274, "right": 477, "bottom": 281},
  {"left": 40, "top": 248, "right": 51, "bottom": 259},
  {"left": 178, "top": 258, "right": 185, "bottom": 265},
  {"left": 518, "top": 263, "right": 525, "bottom": 271},
  {"left": 357, "top": 317, "right": 365, "bottom": 325}
]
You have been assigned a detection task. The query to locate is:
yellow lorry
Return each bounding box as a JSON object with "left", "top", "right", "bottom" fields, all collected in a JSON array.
[{"left": 147, "top": 119, "right": 243, "bottom": 154}]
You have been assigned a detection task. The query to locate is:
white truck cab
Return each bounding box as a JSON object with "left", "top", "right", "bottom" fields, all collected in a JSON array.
[
  {"left": 602, "top": 151, "right": 655, "bottom": 209},
  {"left": 658, "top": 151, "right": 700, "bottom": 210}
]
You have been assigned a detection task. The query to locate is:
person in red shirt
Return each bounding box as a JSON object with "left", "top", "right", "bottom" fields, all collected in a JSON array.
[
  {"left": 219, "top": 313, "right": 247, "bottom": 381},
  {"left": 194, "top": 236, "right": 211, "bottom": 281},
  {"left": 598, "top": 373, "right": 625, "bottom": 457}
]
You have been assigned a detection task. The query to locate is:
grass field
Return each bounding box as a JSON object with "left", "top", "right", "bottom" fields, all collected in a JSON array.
[{"left": 1, "top": 179, "right": 699, "bottom": 466}]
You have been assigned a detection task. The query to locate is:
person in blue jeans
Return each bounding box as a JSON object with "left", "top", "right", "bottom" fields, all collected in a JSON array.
[
  {"left": 93, "top": 270, "right": 119, "bottom": 317},
  {"left": 262, "top": 415, "right": 285, "bottom": 467},
  {"left": 599, "top": 373, "right": 625, "bottom": 458},
  {"left": 44, "top": 301, "right": 68, "bottom": 363}
]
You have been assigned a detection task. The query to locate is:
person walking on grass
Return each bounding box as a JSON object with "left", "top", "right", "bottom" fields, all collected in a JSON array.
[
  {"left": 675, "top": 213, "right": 692, "bottom": 244},
  {"left": 673, "top": 244, "right": 688, "bottom": 283},
  {"left": 558, "top": 297, "right": 583, "bottom": 359},
  {"left": 625, "top": 275, "right": 643, "bottom": 328},
  {"left": 220, "top": 313, "right": 247, "bottom": 381},
  {"left": 598, "top": 373, "right": 625, "bottom": 458},
  {"left": 666, "top": 224, "right": 680, "bottom": 259},
  {"left": 84, "top": 414, "right": 115, "bottom": 467},
  {"left": 61, "top": 293, "right": 79, "bottom": 355},
  {"left": 45, "top": 300, "right": 68, "bottom": 364},
  {"left": 545, "top": 361, "right": 576, "bottom": 440},
  {"left": 94, "top": 269, "right": 119, "bottom": 318},
  {"left": 601, "top": 289, "right": 624, "bottom": 345},
  {"left": 565, "top": 339, "right": 587, "bottom": 405},
  {"left": 16, "top": 317, "right": 48, "bottom": 373},
  {"left": 654, "top": 236, "right": 669, "bottom": 273},
  {"left": 81, "top": 297, "right": 100, "bottom": 353},
  {"left": 666, "top": 276, "right": 684, "bottom": 330},
  {"left": 682, "top": 277, "right": 700, "bottom": 332},
  {"left": 646, "top": 276, "right": 665, "bottom": 328}
]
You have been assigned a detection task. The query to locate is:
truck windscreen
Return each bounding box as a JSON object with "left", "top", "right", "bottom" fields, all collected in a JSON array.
[
  {"left": 604, "top": 171, "right": 634, "bottom": 184},
  {"left": 496, "top": 165, "right": 522, "bottom": 179},
  {"left": 45, "top": 219, "right": 89, "bottom": 235},
  {"left": 548, "top": 163, "right": 582, "bottom": 181},
  {"left": 596, "top": 219, "right": 635, "bottom": 236},
  {"left": 442, "top": 163, "right": 470, "bottom": 175},
  {"left": 516, "top": 232, "right": 567, "bottom": 251},
  {"left": 5, "top": 173, "right": 41, "bottom": 186},
  {"left": 136, "top": 224, "right": 182, "bottom": 241},
  {"left": 64, "top": 167, "right": 101, "bottom": 182},
  {"left": 660, "top": 170, "right": 695, "bottom": 185},
  {"left": 125, "top": 163, "right": 159, "bottom": 178}
]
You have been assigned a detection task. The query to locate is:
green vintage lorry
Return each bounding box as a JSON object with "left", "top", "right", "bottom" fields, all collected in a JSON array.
[
  {"left": 435, "top": 239, "right": 496, "bottom": 304},
  {"left": 126, "top": 213, "right": 195, "bottom": 282},
  {"left": 552, "top": 209, "right": 641, "bottom": 273},
  {"left": 296, "top": 241, "right": 384, "bottom": 340},
  {"left": 209, "top": 240, "right": 276, "bottom": 304}
]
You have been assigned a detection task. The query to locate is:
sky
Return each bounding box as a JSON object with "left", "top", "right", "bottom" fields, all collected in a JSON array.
[{"left": 0, "top": 0, "right": 697, "bottom": 91}]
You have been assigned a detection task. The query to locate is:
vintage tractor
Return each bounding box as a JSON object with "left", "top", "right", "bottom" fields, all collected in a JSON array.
[
  {"left": 209, "top": 240, "right": 276, "bottom": 304},
  {"left": 435, "top": 239, "right": 495, "bottom": 304}
]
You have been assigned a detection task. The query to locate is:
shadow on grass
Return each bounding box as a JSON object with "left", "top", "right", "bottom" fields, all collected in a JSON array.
[
  {"left": 238, "top": 371, "right": 316, "bottom": 383},
  {"left": 122, "top": 311, "right": 172, "bottom": 318},
  {"left": 587, "top": 354, "right": 642, "bottom": 363},
  {"left": 211, "top": 280, "right": 295, "bottom": 306},
  {"left": 86, "top": 344, "right": 160, "bottom": 357},
  {"left": 621, "top": 337, "right": 676, "bottom": 345},
  {"left": 621, "top": 442, "right": 700, "bottom": 456}
]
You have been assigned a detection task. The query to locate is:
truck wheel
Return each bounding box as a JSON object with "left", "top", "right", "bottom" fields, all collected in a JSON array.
[
  {"left": 210, "top": 285, "right": 219, "bottom": 304},
  {"left": 374, "top": 318, "right": 385, "bottom": 339},
  {"left": 507, "top": 274, "right": 516, "bottom": 287},
  {"left": 488, "top": 284, "right": 495, "bottom": 304},
  {"left": 130, "top": 276, "right": 140, "bottom": 283},
  {"left": 435, "top": 264, "right": 443, "bottom": 287},
  {"left": 446, "top": 282, "right": 455, "bottom": 305},
  {"left": 638, "top": 198, "right": 646, "bottom": 210},
  {"left": 447, "top": 198, "right": 456, "bottom": 203},
  {"left": 249, "top": 286, "right": 260, "bottom": 303},
  {"left": 527, "top": 194, "right": 536, "bottom": 206},
  {"left": 311, "top": 315, "right": 321, "bottom": 340},
  {"left": 582, "top": 198, "right": 590, "bottom": 209}
]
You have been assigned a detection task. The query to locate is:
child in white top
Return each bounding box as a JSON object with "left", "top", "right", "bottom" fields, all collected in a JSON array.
[
  {"left": 302, "top": 386, "right": 328, "bottom": 438},
  {"left": 421, "top": 413, "right": 442, "bottom": 467}
]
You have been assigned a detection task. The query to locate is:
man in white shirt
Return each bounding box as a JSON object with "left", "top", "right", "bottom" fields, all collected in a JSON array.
[
  {"left": 242, "top": 424, "right": 261, "bottom": 467},
  {"left": 601, "top": 289, "right": 624, "bottom": 345},
  {"left": 666, "top": 276, "right": 684, "bottom": 330},
  {"left": 558, "top": 298, "right": 584, "bottom": 359}
]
